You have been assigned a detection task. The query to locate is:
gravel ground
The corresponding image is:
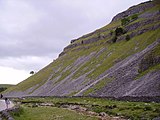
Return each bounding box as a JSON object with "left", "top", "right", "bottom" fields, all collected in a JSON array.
[{"left": 0, "top": 99, "right": 14, "bottom": 111}]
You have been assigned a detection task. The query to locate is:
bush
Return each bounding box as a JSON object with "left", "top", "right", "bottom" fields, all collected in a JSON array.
[
  {"left": 144, "top": 106, "right": 152, "bottom": 111},
  {"left": 10, "top": 107, "right": 24, "bottom": 117},
  {"left": 121, "top": 14, "right": 138, "bottom": 26},
  {"left": 112, "top": 36, "right": 117, "bottom": 43},
  {"left": 110, "top": 30, "right": 114, "bottom": 36},
  {"left": 131, "top": 14, "right": 138, "bottom": 20},
  {"left": 121, "top": 18, "right": 130, "bottom": 26},
  {"left": 126, "top": 35, "right": 130, "bottom": 41},
  {"left": 115, "top": 27, "right": 125, "bottom": 36}
]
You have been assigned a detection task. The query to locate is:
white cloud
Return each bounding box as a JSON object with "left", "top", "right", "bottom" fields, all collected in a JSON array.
[
  {"left": 0, "top": 0, "right": 42, "bottom": 34},
  {"left": 0, "top": 66, "right": 30, "bottom": 84},
  {"left": 0, "top": 56, "right": 53, "bottom": 71}
]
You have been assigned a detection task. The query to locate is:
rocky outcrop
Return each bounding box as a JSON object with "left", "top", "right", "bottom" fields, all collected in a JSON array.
[
  {"left": 0, "top": 106, "right": 20, "bottom": 120},
  {"left": 116, "top": 21, "right": 160, "bottom": 42},
  {"left": 59, "top": 2, "right": 159, "bottom": 57},
  {"left": 125, "top": 15, "right": 160, "bottom": 32},
  {"left": 112, "top": 1, "right": 155, "bottom": 22},
  {"left": 138, "top": 53, "right": 160, "bottom": 73},
  {"left": 140, "top": 10, "right": 160, "bottom": 19}
]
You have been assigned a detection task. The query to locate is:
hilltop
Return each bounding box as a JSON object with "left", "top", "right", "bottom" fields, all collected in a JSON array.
[{"left": 4, "top": 1, "right": 160, "bottom": 98}]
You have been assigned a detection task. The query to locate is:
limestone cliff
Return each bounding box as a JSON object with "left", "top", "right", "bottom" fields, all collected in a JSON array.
[{"left": 5, "top": 1, "right": 160, "bottom": 98}]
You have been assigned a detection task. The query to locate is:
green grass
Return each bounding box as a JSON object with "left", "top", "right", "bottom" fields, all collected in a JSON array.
[
  {"left": 136, "top": 64, "right": 160, "bottom": 80},
  {"left": 152, "top": 44, "right": 160, "bottom": 56},
  {"left": 100, "top": 20, "right": 121, "bottom": 31},
  {"left": 12, "top": 97, "right": 160, "bottom": 120},
  {"left": 12, "top": 106, "right": 98, "bottom": 120}
]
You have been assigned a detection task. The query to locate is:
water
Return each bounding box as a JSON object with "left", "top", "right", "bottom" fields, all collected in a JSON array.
[{"left": 0, "top": 99, "right": 14, "bottom": 111}]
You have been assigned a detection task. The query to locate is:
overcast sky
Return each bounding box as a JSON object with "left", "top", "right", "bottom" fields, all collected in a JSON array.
[{"left": 0, "top": 0, "right": 147, "bottom": 84}]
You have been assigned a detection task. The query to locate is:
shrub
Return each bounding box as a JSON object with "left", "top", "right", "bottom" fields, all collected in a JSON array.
[
  {"left": 99, "top": 33, "right": 105, "bottom": 39},
  {"left": 30, "top": 71, "right": 34, "bottom": 75},
  {"left": 131, "top": 14, "right": 138, "bottom": 20},
  {"left": 144, "top": 106, "right": 152, "bottom": 111},
  {"left": 121, "top": 18, "right": 130, "bottom": 26},
  {"left": 10, "top": 107, "right": 24, "bottom": 117},
  {"left": 115, "top": 27, "right": 125, "bottom": 36},
  {"left": 126, "top": 34, "right": 130, "bottom": 41},
  {"left": 112, "top": 36, "right": 117, "bottom": 43},
  {"left": 81, "top": 40, "right": 84, "bottom": 44},
  {"left": 110, "top": 30, "right": 114, "bottom": 36}
]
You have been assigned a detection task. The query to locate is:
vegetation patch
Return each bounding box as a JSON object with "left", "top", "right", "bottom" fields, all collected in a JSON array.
[
  {"left": 12, "top": 97, "right": 160, "bottom": 120},
  {"left": 83, "top": 78, "right": 113, "bottom": 96},
  {"left": 121, "top": 14, "right": 138, "bottom": 26},
  {"left": 87, "top": 28, "right": 160, "bottom": 79},
  {"left": 12, "top": 105, "right": 98, "bottom": 120}
]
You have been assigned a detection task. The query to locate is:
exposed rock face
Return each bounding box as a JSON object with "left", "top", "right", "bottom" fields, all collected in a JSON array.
[
  {"left": 116, "top": 22, "right": 160, "bottom": 42},
  {"left": 111, "top": 1, "right": 155, "bottom": 22},
  {"left": 76, "top": 39, "right": 160, "bottom": 97},
  {"left": 139, "top": 53, "right": 160, "bottom": 73},
  {"left": 125, "top": 15, "right": 160, "bottom": 32},
  {"left": 123, "top": 70, "right": 160, "bottom": 96}
]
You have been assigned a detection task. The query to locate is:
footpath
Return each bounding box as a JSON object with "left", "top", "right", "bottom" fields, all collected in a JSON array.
[
  {"left": 0, "top": 99, "right": 14, "bottom": 120},
  {"left": 0, "top": 99, "right": 14, "bottom": 111}
]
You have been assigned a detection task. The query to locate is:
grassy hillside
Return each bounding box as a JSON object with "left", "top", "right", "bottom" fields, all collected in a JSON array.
[{"left": 4, "top": 1, "right": 160, "bottom": 97}]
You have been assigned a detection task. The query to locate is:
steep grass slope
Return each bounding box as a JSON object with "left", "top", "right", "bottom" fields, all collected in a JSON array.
[{"left": 5, "top": 1, "right": 160, "bottom": 97}]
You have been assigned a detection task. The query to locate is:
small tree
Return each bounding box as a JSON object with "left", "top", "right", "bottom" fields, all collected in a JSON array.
[
  {"left": 81, "top": 40, "right": 84, "bottom": 44},
  {"left": 30, "top": 71, "right": 34, "bottom": 75},
  {"left": 115, "top": 27, "right": 125, "bottom": 36}
]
